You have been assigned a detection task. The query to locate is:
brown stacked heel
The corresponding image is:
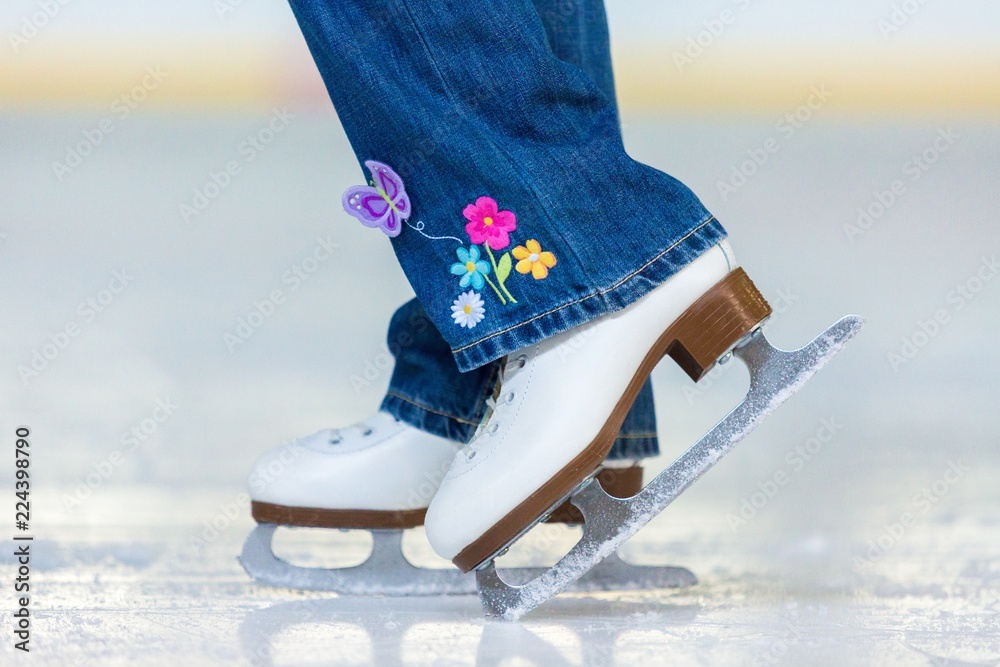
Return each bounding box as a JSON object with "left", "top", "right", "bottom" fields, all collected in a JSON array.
[{"left": 662, "top": 268, "right": 772, "bottom": 382}]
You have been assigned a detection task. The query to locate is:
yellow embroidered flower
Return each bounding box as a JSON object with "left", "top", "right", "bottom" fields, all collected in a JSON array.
[{"left": 512, "top": 239, "right": 557, "bottom": 280}]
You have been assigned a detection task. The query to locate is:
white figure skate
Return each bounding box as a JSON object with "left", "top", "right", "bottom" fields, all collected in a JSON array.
[
  {"left": 239, "top": 412, "right": 696, "bottom": 595},
  {"left": 423, "top": 241, "right": 864, "bottom": 619}
]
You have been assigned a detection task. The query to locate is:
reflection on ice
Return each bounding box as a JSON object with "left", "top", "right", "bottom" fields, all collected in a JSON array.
[{"left": 238, "top": 596, "right": 702, "bottom": 667}]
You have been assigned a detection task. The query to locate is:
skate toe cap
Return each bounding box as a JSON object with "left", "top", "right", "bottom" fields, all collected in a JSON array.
[
  {"left": 425, "top": 474, "right": 509, "bottom": 562},
  {"left": 247, "top": 427, "right": 461, "bottom": 512}
]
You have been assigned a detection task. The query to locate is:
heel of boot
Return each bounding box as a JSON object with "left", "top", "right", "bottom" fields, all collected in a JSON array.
[{"left": 664, "top": 268, "right": 772, "bottom": 382}]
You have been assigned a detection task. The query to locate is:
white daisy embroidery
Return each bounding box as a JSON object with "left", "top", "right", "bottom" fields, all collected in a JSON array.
[{"left": 451, "top": 290, "right": 485, "bottom": 329}]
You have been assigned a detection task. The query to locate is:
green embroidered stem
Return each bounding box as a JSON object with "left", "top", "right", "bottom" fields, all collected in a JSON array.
[
  {"left": 484, "top": 244, "right": 518, "bottom": 304},
  {"left": 498, "top": 276, "right": 517, "bottom": 304},
  {"left": 482, "top": 274, "right": 507, "bottom": 305}
]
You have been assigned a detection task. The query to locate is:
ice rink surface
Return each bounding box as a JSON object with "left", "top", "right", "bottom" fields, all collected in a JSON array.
[{"left": 1, "top": 111, "right": 998, "bottom": 664}]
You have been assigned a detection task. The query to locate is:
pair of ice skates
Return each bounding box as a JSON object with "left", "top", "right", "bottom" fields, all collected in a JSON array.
[{"left": 241, "top": 241, "right": 863, "bottom": 619}]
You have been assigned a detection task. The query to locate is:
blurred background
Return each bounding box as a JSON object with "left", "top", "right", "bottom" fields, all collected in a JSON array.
[{"left": 1, "top": 1, "right": 999, "bottom": 663}]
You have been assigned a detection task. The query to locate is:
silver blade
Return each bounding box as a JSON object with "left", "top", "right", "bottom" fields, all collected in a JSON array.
[
  {"left": 240, "top": 525, "right": 474, "bottom": 596},
  {"left": 476, "top": 315, "right": 865, "bottom": 620},
  {"left": 240, "top": 527, "right": 697, "bottom": 595}
]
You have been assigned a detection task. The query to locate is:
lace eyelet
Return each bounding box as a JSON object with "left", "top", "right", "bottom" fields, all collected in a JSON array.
[
  {"left": 329, "top": 438, "right": 341, "bottom": 445},
  {"left": 362, "top": 428, "right": 374, "bottom": 436},
  {"left": 488, "top": 422, "right": 500, "bottom": 436},
  {"left": 516, "top": 355, "right": 528, "bottom": 368},
  {"left": 466, "top": 450, "right": 477, "bottom": 461},
  {"left": 505, "top": 391, "right": 516, "bottom": 404}
]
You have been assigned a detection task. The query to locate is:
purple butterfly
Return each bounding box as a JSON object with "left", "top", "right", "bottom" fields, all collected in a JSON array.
[{"left": 341, "top": 160, "right": 411, "bottom": 237}]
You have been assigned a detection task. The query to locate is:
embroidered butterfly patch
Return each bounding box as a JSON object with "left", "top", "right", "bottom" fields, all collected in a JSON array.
[{"left": 342, "top": 160, "right": 411, "bottom": 237}]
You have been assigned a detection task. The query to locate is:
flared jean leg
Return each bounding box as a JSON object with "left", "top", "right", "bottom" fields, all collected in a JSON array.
[
  {"left": 376, "top": 0, "right": 657, "bottom": 458},
  {"left": 288, "top": 0, "right": 726, "bottom": 457}
]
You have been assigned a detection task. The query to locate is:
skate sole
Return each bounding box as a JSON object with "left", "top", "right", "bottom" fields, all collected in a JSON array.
[
  {"left": 250, "top": 467, "right": 643, "bottom": 531},
  {"left": 453, "top": 268, "right": 771, "bottom": 573},
  {"left": 251, "top": 502, "right": 426, "bottom": 530},
  {"left": 475, "top": 314, "right": 865, "bottom": 619}
]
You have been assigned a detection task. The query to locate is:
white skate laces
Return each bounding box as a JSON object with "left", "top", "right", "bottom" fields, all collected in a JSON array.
[
  {"left": 326, "top": 415, "right": 400, "bottom": 445},
  {"left": 462, "top": 353, "right": 529, "bottom": 461}
]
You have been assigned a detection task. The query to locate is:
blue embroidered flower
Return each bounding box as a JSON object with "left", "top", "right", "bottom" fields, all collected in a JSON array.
[{"left": 450, "top": 245, "right": 492, "bottom": 290}]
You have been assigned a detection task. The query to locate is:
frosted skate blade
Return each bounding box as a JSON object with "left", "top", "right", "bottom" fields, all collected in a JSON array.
[
  {"left": 475, "top": 315, "right": 865, "bottom": 620},
  {"left": 239, "top": 524, "right": 475, "bottom": 596},
  {"left": 239, "top": 525, "right": 695, "bottom": 596},
  {"left": 493, "top": 558, "right": 694, "bottom": 590},
  {"left": 566, "top": 553, "right": 697, "bottom": 592}
]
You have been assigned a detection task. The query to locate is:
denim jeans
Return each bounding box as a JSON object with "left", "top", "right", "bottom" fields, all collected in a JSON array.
[{"left": 287, "top": 0, "right": 728, "bottom": 458}]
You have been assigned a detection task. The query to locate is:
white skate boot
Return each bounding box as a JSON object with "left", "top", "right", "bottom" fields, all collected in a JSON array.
[
  {"left": 240, "top": 412, "right": 696, "bottom": 595},
  {"left": 423, "top": 241, "right": 864, "bottom": 618}
]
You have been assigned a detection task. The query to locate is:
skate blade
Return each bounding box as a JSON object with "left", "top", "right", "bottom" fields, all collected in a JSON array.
[
  {"left": 475, "top": 314, "right": 865, "bottom": 620},
  {"left": 239, "top": 525, "right": 697, "bottom": 596}
]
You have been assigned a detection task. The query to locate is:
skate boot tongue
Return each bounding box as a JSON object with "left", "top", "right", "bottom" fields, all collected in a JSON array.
[
  {"left": 326, "top": 412, "right": 399, "bottom": 445},
  {"left": 462, "top": 353, "right": 530, "bottom": 462},
  {"left": 326, "top": 424, "right": 368, "bottom": 445}
]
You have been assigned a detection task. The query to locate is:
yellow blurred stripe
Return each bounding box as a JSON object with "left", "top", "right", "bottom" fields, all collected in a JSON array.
[
  {"left": 0, "top": 39, "right": 311, "bottom": 109},
  {"left": 2, "top": 39, "right": 998, "bottom": 112},
  {"left": 613, "top": 42, "right": 1000, "bottom": 113}
]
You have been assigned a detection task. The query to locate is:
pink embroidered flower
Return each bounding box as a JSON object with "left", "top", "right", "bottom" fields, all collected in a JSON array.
[{"left": 463, "top": 197, "right": 517, "bottom": 251}]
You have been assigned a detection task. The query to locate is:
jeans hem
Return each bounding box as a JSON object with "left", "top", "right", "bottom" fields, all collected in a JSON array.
[
  {"left": 452, "top": 216, "right": 726, "bottom": 371},
  {"left": 383, "top": 392, "right": 660, "bottom": 459},
  {"left": 381, "top": 391, "right": 479, "bottom": 443},
  {"left": 384, "top": 392, "right": 660, "bottom": 461},
  {"left": 608, "top": 435, "right": 659, "bottom": 460}
]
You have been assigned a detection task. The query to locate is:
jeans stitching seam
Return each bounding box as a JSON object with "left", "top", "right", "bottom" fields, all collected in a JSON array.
[
  {"left": 385, "top": 391, "right": 479, "bottom": 426},
  {"left": 453, "top": 215, "right": 716, "bottom": 354}
]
